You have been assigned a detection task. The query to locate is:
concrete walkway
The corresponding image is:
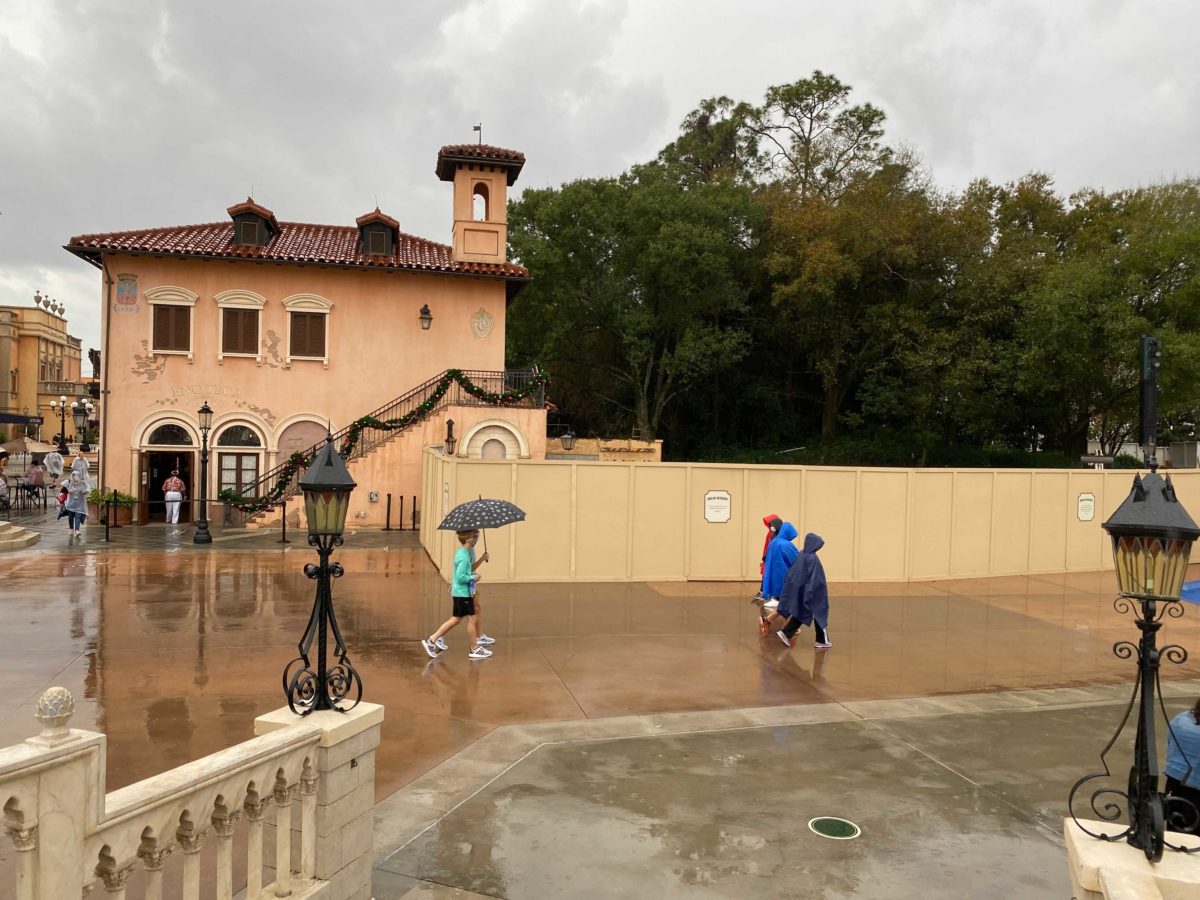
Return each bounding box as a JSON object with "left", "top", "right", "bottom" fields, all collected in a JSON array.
[{"left": 1, "top": 529, "right": 1198, "bottom": 897}]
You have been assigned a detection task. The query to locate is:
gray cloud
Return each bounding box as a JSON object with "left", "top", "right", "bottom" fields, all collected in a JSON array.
[{"left": 3, "top": 0, "right": 1199, "bottom": 355}]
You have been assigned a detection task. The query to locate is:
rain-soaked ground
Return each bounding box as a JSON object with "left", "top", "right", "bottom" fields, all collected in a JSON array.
[{"left": 2, "top": 513, "right": 1200, "bottom": 897}]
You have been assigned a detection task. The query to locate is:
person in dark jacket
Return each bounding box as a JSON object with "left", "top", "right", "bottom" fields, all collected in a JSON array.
[{"left": 776, "top": 533, "right": 831, "bottom": 649}]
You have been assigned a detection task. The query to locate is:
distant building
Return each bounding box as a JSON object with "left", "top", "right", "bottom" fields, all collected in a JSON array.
[
  {"left": 0, "top": 292, "right": 90, "bottom": 441},
  {"left": 65, "top": 143, "right": 547, "bottom": 524}
]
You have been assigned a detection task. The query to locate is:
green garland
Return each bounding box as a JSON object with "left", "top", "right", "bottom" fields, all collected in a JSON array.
[{"left": 228, "top": 369, "right": 549, "bottom": 513}]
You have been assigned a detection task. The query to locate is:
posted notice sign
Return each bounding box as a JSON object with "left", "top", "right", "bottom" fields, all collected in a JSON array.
[
  {"left": 1077, "top": 492, "right": 1096, "bottom": 522},
  {"left": 704, "top": 490, "right": 732, "bottom": 523}
]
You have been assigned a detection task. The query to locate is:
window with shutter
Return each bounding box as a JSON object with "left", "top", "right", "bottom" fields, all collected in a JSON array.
[
  {"left": 238, "top": 220, "right": 260, "bottom": 246},
  {"left": 368, "top": 229, "right": 388, "bottom": 255},
  {"left": 290, "top": 312, "right": 327, "bottom": 359},
  {"left": 222, "top": 308, "right": 258, "bottom": 355},
  {"left": 153, "top": 305, "right": 190, "bottom": 352}
]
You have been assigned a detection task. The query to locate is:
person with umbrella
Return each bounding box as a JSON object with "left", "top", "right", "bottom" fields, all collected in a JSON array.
[
  {"left": 422, "top": 529, "right": 494, "bottom": 660},
  {"left": 424, "top": 497, "right": 525, "bottom": 660}
]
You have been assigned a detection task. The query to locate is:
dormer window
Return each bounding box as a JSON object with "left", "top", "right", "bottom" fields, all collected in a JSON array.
[
  {"left": 226, "top": 198, "right": 280, "bottom": 249},
  {"left": 356, "top": 207, "right": 399, "bottom": 258},
  {"left": 237, "top": 219, "right": 262, "bottom": 246},
  {"left": 365, "top": 226, "right": 392, "bottom": 256}
]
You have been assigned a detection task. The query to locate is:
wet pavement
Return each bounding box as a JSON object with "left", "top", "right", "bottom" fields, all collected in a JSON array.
[{"left": 3, "top": 514, "right": 1200, "bottom": 897}]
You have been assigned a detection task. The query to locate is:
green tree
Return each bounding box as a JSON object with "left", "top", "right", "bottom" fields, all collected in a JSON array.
[{"left": 507, "top": 165, "right": 760, "bottom": 441}]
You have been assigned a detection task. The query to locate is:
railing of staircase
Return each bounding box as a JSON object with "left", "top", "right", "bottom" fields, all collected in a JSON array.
[{"left": 225, "top": 367, "right": 543, "bottom": 526}]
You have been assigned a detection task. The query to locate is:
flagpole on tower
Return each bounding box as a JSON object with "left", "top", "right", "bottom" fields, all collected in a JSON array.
[{"left": 473, "top": 123, "right": 482, "bottom": 144}]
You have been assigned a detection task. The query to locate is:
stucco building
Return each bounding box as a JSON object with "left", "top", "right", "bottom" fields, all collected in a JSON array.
[
  {"left": 0, "top": 293, "right": 90, "bottom": 442},
  {"left": 65, "top": 144, "right": 547, "bottom": 524}
]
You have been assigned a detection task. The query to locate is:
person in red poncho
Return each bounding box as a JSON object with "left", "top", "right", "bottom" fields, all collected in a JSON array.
[{"left": 753, "top": 514, "right": 783, "bottom": 600}]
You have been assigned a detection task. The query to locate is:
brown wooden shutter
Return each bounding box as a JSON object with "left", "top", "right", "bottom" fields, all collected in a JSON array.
[
  {"left": 154, "top": 305, "right": 189, "bottom": 351},
  {"left": 290, "top": 312, "right": 326, "bottom": 358},
  {"left": 223, "top": 308, "right": 257, "bottom": 354},
  {"left": 153, "top": 306, "right": 169, "bottom": 349}
]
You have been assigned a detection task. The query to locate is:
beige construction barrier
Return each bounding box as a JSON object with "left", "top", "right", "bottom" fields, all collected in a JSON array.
[{"left": 420, "top": 449, "right": 1198, "bottom": 584}]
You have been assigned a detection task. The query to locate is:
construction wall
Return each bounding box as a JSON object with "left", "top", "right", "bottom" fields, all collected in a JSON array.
[{"left": 420, "top": 451, "right": 1198, "bottom": 583}]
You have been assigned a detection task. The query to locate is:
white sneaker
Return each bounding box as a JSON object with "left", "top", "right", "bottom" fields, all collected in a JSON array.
[
  {"left": 435, "top": 637, "right": 449, "bottom": 651},
  {"left": 476, "top": 634, "right": 496, "bottom": 645},
  {"left": 468, "top": 646, "right": 493, "bottom": 659},
  {"left": 421, "top": 638, "right": 440, "bottom": 659},
  {"left": 763, "top": 598, "right": 779, "bottom": 609}
]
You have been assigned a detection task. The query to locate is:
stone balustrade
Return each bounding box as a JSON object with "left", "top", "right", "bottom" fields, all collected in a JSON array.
[{"left": 0, "top": 687, "right": 382, "bottom": 899}]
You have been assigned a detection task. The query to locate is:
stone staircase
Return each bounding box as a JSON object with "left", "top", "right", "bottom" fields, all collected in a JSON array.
[{"left": 0, "top": 521, "right": 40, "bottom": 550}]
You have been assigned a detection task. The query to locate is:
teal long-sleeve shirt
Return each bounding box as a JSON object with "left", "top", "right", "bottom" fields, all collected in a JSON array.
[{"left": 451, "top": 545, "right": 476, "bottom": 597}]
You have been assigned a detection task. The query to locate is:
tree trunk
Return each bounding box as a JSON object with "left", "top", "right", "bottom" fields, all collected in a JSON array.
[{"left": 821, "top": 380, "right": 841, "bottom": 437}]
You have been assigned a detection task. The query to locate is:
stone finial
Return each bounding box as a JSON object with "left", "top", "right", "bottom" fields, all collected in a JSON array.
[{"left": 33, "top": 686, "right": 76, "bottom": 746}]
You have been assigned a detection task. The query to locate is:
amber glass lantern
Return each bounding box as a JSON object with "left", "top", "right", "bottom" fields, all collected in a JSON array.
[
  {"left": 300, "top": 436, "right": 357, "bottom": 539},
  {"left": 1102, "top": 472, "right": 1200, "bottom": 598}
]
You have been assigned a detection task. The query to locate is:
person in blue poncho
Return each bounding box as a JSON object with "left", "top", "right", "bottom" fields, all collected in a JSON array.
[
  {"left": 776, "top": 533, "right": 831, "bottom": 649},
  {"left": 757, "top": 522, "right": 798, "bottom": 633}
]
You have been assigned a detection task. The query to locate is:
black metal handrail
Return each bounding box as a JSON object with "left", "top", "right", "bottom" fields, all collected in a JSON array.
[{"left": 226, "top": 367, "right": 543, "bottom": 525}]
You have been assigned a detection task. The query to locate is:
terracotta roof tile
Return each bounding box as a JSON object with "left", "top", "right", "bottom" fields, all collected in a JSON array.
[
  {"left": 64, "top": 220, "right": 529, "bottom": 281},
  {"left": 436, "top": 144, "right": 526, "bottom": 185}
]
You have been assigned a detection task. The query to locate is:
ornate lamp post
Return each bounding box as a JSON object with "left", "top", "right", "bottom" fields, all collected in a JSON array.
[
  {"left": 419, "top": 303, "right": 433, "bottom": 330},
  {"left": 445, "top": 418, "right": 457, "bottom": 456},
  {"left": 282, "top": 436, "right": 363, "bottom": 715},
  {"left": 560, "top": 430, "right": 576, "bottom": 451},
  {"left": 193, "top": 401, "right": 213, "bottom": 545},
  {"left": 1070, "top": 338, "right": 1200, "bottom": 860},
  {"left": 71, "top": 400, "right": 94, "bottom": 453},
  {"left": 49, "top": 395, "right": 69, "bottom": 453}
]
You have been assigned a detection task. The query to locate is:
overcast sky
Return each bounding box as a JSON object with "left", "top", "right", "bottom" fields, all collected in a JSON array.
[{"left": 3, "top": 0, "right": 1197, "bottom": 357}]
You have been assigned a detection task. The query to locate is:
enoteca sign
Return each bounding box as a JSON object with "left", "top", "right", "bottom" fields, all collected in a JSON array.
[{"left": 704, "top": 490, "right": 732, "bottom": 524}]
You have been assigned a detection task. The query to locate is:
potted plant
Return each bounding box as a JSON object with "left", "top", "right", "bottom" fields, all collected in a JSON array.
[{"left": 87, "top": 487, "right": 137, "bottom": 526}]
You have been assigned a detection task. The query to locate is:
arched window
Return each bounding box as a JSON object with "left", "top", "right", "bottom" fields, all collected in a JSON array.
[
  {"left": 147, "top": 424, "right": 193, "bottom": 446},
  {"left": 216, "top": 425, "right": 262, "bottom": 447},
  {"left": 472, "top": 183, "right": 489, "bottom": 221}
]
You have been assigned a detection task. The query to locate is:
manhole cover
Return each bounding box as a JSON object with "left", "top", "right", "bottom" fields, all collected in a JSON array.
[{"left": 808, "top": 817, "right": 861, "bottom": 840}]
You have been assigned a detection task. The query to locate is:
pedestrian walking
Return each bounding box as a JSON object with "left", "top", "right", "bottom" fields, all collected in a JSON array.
[
  {"left": 422, "top": 529, "right": 495, "bottom": 659},
  {"left": 162, "top": 470, "right": 186, "bottom": 524},
  {"left": 776, "top": 533, "right": 831, "bottom": 649},
  {"left": 63, "top": 470, "right": 89, "bottom": 539},
  {"left": 70, "top": 450, "right": 90, "bottom": 481},
  {"left": 758, "top": 521, "right": 799, "bottom": 629},
  {"left": 43, "top": 448, "right": 64, "bottom": 480},
  {"left": 752, "top": 514, "right": 783, "bottom": 601}
]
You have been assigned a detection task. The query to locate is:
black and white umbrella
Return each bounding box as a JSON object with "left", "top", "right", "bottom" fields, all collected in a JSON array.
[{"left": 437, "top": 498, "right": 526, "bottom": 532}]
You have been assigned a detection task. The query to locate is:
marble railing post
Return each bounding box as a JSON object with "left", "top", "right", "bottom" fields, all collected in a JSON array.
[
  {"left": 255, "top": 703, "right": 384, "bottom": 900},
  {"left": 175, "top": 818, "right": 206, "bottom": 900},
  {"left": 273, "top": 781, "right": 295, "bottom": 898},
  {"left": 0, "top": 688, "right": 106, "bottom": 900},
  {"left": 95, "top": 847, "right": 135, "bottom": 899},
  {"left": 212, "top": 802, "right": 241, "bottom": 900},
  {"left": 244, "top": 790, "right": 270, "bottom": 899},
  {"left": 6, "top": 822, "right": 37, "bottom": 900},
  {"left": 136, "top": 840, "right": 172, "bottom": 900},
  {"left": 300, "top": 772, "right": 317, "bottom": 878}
]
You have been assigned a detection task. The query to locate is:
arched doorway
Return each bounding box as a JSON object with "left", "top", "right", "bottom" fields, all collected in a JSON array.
[{"left": 140, "top": 421, "right": 197, "bottom": 524}]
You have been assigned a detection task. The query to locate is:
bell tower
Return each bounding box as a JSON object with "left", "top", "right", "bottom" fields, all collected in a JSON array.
[{"left": 436, "top": 144, "right": 525, "bottom": 265}]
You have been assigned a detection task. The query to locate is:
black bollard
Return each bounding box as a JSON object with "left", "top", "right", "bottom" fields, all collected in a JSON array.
[
  {"left": 398, "top": 495, "right": 405, "bottom": 531},
  {"left": 383, "top": 493, "right": 393, "bottom": 531},
  {"left": 412, "top": 495, "right": 417, "bottom": 530},
  {"left": 279, "top": 496, "right": 291, "bottom": 544}
]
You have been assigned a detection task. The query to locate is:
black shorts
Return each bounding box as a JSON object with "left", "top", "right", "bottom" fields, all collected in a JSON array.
[{"left": 452, "top": 595, "right": 476, "bottom": 618}]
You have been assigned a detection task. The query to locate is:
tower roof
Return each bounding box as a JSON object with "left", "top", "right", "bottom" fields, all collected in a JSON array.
[{"left": 436, "top": 144, "right": 526, "bottom": 186}]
